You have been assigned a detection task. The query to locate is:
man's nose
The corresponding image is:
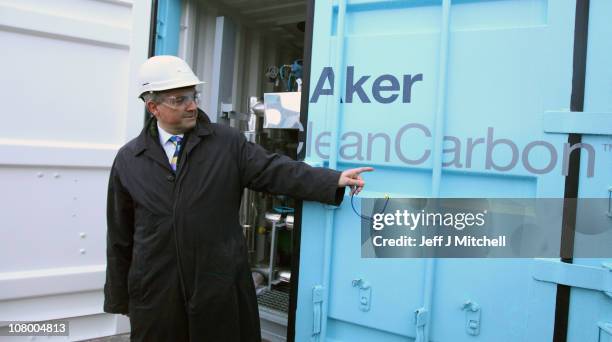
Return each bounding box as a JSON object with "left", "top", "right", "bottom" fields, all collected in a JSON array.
[{"left": 186, "top": 99, "right": 198, "bottom": 111}]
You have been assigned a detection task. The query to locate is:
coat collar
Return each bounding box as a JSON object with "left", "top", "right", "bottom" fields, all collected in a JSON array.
[{"left": 132, "top": 108, "right": 214, "bottom": 157}]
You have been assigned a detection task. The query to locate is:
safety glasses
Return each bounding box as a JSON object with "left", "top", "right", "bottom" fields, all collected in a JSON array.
[{"left": 159, "top": 91, "right": 201, "bottom": 109}]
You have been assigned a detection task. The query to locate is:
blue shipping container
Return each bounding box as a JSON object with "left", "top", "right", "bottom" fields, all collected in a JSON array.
[{"left": 296, "top": 1, "right": 611, "bottom": 341}]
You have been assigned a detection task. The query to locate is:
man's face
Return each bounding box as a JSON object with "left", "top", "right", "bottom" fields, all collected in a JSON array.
[{"left": 146, "top": 86, "right": 199, "bottom": 134}]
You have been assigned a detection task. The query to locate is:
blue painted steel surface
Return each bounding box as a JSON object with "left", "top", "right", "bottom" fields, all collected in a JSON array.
[
  {"left": 155, "top": 0, "right": 182, "bottom": 56},
  {"left": 566, "top": 0, "right": 612, "bottom": 340},
  {"left": 296, "top": 1, "right": 612, "bottom": 341},
  {"left": 543, "top": 111, "right": 612, "bottom": 135}
]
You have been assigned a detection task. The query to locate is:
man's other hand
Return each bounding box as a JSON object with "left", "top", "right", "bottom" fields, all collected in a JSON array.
[{"left": 338, "top": 167, "right": 374, "bottom": 196}]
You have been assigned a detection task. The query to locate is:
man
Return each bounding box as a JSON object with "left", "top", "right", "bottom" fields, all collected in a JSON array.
[{"left": 103, "top": 55, "right": 372, "bottom": 341}]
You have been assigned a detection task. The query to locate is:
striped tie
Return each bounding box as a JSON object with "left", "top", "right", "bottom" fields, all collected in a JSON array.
[{"left": 169, "top": 135, "right": 183, "bottom": 172}]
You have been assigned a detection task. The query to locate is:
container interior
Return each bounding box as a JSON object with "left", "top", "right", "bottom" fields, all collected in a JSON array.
[{"left": 178, "top": 1, "right": 308, "bottom": 340}]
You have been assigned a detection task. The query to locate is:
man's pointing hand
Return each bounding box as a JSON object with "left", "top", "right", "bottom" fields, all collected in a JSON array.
[{"left": 338, "top": 167, "right": 374, "bottom": 196}]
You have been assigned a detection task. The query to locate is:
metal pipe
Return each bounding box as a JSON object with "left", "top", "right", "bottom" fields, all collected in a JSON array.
[
  {"left": 268, "top": 220, "right": 278, "bottom": 290},
  {"left": 319, "top": 1, "right": 347, "bottom": 341},
  {"left": 265, "top": 212, "right": 284, "bottom": 290}
]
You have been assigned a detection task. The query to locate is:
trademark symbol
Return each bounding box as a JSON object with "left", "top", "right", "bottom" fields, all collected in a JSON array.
[{"left": 604, "top": 143, "right": 612, "bottom": 152}]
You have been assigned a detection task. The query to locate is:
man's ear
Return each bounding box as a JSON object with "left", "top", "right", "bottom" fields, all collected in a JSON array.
[{"left": 146, "top": 101, "right": 159, "bottom": 117}]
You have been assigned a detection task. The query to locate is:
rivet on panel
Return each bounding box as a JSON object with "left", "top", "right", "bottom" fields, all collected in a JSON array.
[
  {"left": 72, "top": 214, "right": 77, "bottom": 218},
  {"left": 53, "top": 173, "right": 60, "bottom": 178},
  {"left": 37, "top": 172, "right": 44, "bottom": 178},
  {"left": 80, "top": 249, "right": 86, "bottom": 255},
  {"left": 79, "top": 232, "right": 86, "bottom": 239}
]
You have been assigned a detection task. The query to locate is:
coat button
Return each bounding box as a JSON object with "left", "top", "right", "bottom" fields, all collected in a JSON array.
[{"left": 166, "top": 174, "right": 175, "bottom": 182}]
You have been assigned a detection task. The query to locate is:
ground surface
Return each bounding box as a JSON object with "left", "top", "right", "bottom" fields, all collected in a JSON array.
[
  {"left": 79, "top": 334, "right": 270, "bottom": 341},
  {"left": 78, "top": 334, "right": 129, "bottom": 341}
]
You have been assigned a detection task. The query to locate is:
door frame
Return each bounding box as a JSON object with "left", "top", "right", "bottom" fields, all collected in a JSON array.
[
  {"left": 554, "top": 0, "right": 591, "bottom": 340},
  {"left": 288, "top": 0, "right": 316, "bottom": 341}
]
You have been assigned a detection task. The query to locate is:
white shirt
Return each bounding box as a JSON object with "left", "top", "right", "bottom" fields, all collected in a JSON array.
[{"left": 157, "top": 122, "right": 184, "bottom": 163}]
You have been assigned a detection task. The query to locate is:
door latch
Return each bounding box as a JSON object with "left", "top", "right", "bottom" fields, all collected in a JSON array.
[
  {"left": 312, "top": 285, "right": 323, "bottom": 336},
  {"left": 462, "top": 300, "right": 481, "bottom": 336},
  {"left": 414, "top": 308, "right": 428, "bottom": 342},
  {"left": 352, "top": 278, "right": 371, "bottom": 311}
]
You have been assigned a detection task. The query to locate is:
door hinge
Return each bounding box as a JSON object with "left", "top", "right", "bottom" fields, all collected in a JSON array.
[
  {"left": 312, "top": 285, "right": 323, "bottom": 336},
  {"left": 156, "top": 18, "right": 166, "bottom": 39}
]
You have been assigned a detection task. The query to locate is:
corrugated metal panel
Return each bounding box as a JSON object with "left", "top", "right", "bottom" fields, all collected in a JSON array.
[
  {"left": 294, "top": 0, "right": 610, "bottom": 341},
  {"left": 0, "top": 0, "right": 152, "bottom": 339}
]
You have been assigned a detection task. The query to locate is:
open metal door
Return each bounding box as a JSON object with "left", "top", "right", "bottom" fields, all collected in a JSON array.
[{"left": 292, "top": 0, "right": 606, "bottom": 341}]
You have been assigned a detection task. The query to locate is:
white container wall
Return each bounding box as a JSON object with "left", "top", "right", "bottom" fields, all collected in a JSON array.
[{"left": 0, "top": 0, "right": 152, "bottom": 340}]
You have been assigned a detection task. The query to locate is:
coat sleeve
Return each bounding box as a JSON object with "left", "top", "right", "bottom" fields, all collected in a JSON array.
[
  {"left": 103, "top": 156, "right": 134, "bottom": 314},
  {"left": 237, "top": 132, "right": 346, "bottom": 205}
]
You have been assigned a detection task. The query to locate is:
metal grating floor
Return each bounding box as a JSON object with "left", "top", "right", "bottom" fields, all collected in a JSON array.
[{"left": 257, "top": 283, "right": 290, "bottom": 313}]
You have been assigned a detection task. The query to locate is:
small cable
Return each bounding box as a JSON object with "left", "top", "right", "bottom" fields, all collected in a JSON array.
[{"left": 350, "top": 190, "right": 390, "bottom": 222}]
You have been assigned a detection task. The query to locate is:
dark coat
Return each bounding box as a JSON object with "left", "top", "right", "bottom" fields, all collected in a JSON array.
[{"left": 103, "top": 109, "right": 344, "bottom": 341}]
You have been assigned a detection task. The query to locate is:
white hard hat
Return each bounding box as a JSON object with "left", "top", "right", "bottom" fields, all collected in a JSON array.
[{"left": 138, "top": 55, "right": 204, "bottom": 99}]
